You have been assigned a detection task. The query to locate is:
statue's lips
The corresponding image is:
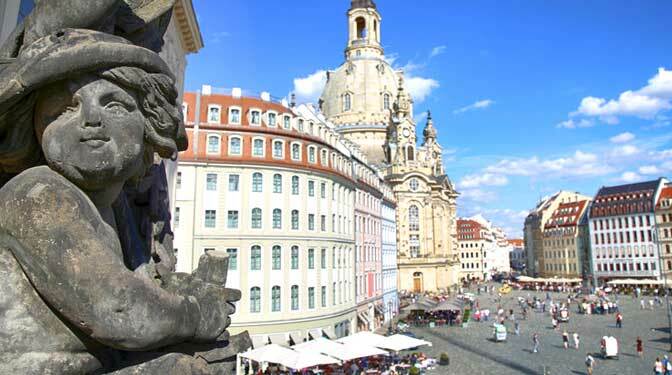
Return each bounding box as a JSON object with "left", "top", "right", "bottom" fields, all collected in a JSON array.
[{"left": 80, "top": 136, "right": 110, "bottom": 148}]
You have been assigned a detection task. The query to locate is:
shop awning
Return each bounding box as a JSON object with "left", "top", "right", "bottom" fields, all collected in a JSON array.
[
  {"left": 357, "top": 311, "right": 370, "bottom": 326},
  {"left": 292, "top": 337, "right": 388, "bottom": 361}
]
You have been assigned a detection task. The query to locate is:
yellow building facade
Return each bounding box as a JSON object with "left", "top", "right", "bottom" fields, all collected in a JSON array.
[{"left": 320, "top": 0, "right": 459, "bottom": 292}]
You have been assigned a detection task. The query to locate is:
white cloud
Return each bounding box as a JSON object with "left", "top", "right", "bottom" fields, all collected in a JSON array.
[
  {"left": 405, "top": 76, "right": 439, "bottom": 103},
  {"left": 609, "top": 132, "right": 635, "bottom": 143},
  {"left": 454, "top": 99, "right": 495, "bottom": 114},
  {"left": 639, "top": 165, "right": 661, "bottom": 175},
  {"left": 556, "top": 118, "right": 594, "bottom": 129},
  {"left": 611, "top": 144, "right": 639, "bottom": 157},
  {"left": 484, "top": 150, "right": 612, "bottom": 178},
  {"left": 430, "top": 45, "right": 447, "bottom": 58},
  {"left": 563, "top": 67, "right": 672, "bottom": 125},
  {"left": 619, "top": 171, "right": 643, "bottom": 183},
  {"left": 639, "top": 67, "right": 672, "bottom": 99},
  {"left": 293, "top": 70, "right": 327, "bottom": 104},
  {"left": 458, "top": 173, "right": 509, "bottom": 189}
]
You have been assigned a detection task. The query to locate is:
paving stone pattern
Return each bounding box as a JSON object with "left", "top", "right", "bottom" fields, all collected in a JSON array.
[{"left": 408, "top": 285, "right": 671, "bottom": 375}]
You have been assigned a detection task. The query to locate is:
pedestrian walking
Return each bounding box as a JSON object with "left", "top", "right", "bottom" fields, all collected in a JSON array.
[
  {"left": 573, "top": 332, "right": 580, "bottom": 349},
  {"left": 656, "top": 357, "right": 664, "bottom": 374},
  {"left": 562, "top": 330, "right": 569, "bottom": 349},
  {"left": 585, "top": 353, "right": 595, "bottom": 375},
  {"left": 641, "top": 299, "right": 646, "bottom": 310},
  {"left": 532, "top": 332, "right": 540, "bottom": 353},
  {"left": 616, "top": 312, "right": 623, "bottom": 328},
  {"left": 552, "top": 317, "right": 558, "bottom": 330},
  {"left": 663, "top": 355, "right": 671, "bottom": 375},
  {"left": 637, "top": 336, "right": 644, "bottom": 358},
  {"left": 515, "top": 321, "right": 520, "bottom": 336},
  {"left": 650, "top": 299, "right": 655, "bottom": 310}
]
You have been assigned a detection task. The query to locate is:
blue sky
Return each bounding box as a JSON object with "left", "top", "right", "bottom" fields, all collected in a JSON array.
[{"left": 186, "top": 0, "right": 672, "bottom": 236}]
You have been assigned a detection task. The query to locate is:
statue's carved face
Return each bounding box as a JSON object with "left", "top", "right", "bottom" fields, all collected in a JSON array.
[{"left": 34, "top": 76, "right": 145, "bottom": 191}]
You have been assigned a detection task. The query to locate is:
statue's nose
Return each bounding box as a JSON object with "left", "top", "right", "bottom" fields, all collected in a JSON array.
[{"left": 80, "top": 100, "right": 102, "bottom": 128}]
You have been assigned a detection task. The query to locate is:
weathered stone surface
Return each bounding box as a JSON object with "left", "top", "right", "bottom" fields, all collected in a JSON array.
[{"left": 0, "top": 1, "right": 248, "bottom": 373}]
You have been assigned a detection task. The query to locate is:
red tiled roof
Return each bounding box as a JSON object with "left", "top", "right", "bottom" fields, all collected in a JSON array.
[
  {"left": 657, "top": 186, "right": 672, "bottom": 207},
  {"left": 544, "top": 200, "right": 588, "bottom": 229}
]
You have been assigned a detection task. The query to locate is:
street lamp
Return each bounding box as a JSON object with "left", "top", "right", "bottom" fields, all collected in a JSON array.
[{"left": 652, "top": 222, "right": 672, "bottom": 353}]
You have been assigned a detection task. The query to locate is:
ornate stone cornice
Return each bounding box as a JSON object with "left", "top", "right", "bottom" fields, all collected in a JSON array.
[{"left": 173, "top": 0, "right": 203, "bottom": 53}]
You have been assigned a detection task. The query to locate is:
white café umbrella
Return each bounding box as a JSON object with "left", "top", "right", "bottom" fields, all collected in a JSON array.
[
  {"left": 378, "top": 334, "right": 432, "bottom": 352},
  {"left": 337, "top": 331, "right": 388, "bottom": 349},
  {"left": 293, "top": 337, "right": 387, "bottom": 361},
  {"left": 239, "top": 343, "right": 338, "bottom": 370}
]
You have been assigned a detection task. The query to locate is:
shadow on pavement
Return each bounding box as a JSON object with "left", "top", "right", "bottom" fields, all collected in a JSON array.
[{"left": 421, "top": 329, "right": 540, "bottom": 375}]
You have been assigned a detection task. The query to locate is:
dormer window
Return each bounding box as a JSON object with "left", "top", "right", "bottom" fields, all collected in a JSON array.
[
  {"left": 283, "top": 115, "right": 291, "bottom": 129},
  {"left": 298, "top": 119, "right": 304, "bottom": 132},
  {"left": 251, "top": 110, "right": 261, "bottom": 125},
  {"left": 268, "top": 112, "right": 277, "bottom": 127},
  {"left": 229, "top": 108, "right": 241, "bottom": 124},
  {"left": 207, "top": 105, "right": 221, "bottom": 123}
]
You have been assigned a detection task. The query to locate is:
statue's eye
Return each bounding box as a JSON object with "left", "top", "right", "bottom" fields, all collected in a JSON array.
[{"left": 105, "top": 101, "right": 128, "bottom": 112}]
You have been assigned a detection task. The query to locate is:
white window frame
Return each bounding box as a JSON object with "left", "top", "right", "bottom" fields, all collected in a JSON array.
[
  {"left": 249, "top": 108, "right": 262, "bottom": 126},
  {"left": 272, "top": 139, "right": 284, "bottom": 159},
  {"left": 266, "top": 110, "right": 278, "bottom": 127},
  {"left": 290, "top": 142, "right": 302, "bottom": 161},
  {"left": 207, "top": 104, "right": 221, "bottom": 124},
  {"left": 307, "top": 145, "right": 317, "bottom": 164},
  {"left": 252, "top": 137, "right": 265, "bottom": 158},
  {"left": 283, "top": 115, "right": 291, "bottom": 130},
  {"left": 320, "top": 149, "right": 328, "bottom": 166},
  {"left": 228, "top": 106, "right": 242, "bottom": 125},
  {"left": 206, "top": 134, "right": 221, "bottom": 155},
  {"left": 343, "top": 93, "right": 352, "bottom": 112},
  {"left": 228, "top": 135, "right": 242, "bottom": 156}
]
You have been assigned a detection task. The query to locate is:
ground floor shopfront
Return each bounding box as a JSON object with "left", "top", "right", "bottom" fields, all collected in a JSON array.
[{"left": 355, "top": 297, "right": 384, "bottom": 332}]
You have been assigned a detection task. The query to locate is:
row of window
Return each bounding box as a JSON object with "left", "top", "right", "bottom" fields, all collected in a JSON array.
[
  {"left": 544, "top": 263, "right": 578, "bottom": 272},
  {"left": 592, "top": 216, "right": 651, "bottom": 231},
  {"left": 593, "top": 230, "right": 653, "bottom": 245},
  {"left": 204, "top": 105, "right": 288, "bottom": 127},
  {"left": 340, "top": 92, "right": 392, "bottom": 112},
  {"left": 204, "top": 134, "right": 351, "bottom": 174},
  {"left": 593, "top": 245, "right": 655, "bottom": 259},
  {"left": 204, "top": 172, "right": 348, "bottom": 199},
  {"left": 544, "top": 237, "right": 576, "bottom": 247},
  {"left": 661, "top": 213, "right": 672, "bottom": 222},
  {"left": 461, "top": 252, "right": 482, "bottom": 259},
  {"left": 248, "top": 281, "right": 350, "bottom": 313},
  {"left": 461, "top": 262, "right": 485, "bottom": 270},
  {"left": 596, "top": 261, "right": 657, "bottom": 273},
  {"left": 200, "top": 208, "right": 351, "bottom": 233},
  {"left": 212, "top": 246, "right": 352, "bottom": 271},
  {"left": 544, "top": 250, "right": 577, "bottom": 259}
]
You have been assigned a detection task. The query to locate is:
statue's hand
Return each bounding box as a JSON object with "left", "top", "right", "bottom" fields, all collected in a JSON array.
[{"left": 161, "top": 273, "right": 240, "bottom": 343}]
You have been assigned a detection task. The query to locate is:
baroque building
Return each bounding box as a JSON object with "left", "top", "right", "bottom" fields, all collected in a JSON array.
[{"left": 319, "top": 0, "right": 459, "bottom": 292}]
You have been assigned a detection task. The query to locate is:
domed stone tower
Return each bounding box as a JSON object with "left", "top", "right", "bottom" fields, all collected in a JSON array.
[{"left": 319, "top": 0, "right": 412, "bottom": 165}]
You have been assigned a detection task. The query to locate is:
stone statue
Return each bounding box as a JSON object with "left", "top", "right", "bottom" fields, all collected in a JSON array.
[{"left": 0, "top": 1, "right": 249, "bottom": 374}]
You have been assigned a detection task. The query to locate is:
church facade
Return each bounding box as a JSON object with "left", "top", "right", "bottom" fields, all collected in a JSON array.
[{"left": 319, "top": 0, "right": 460, "bottom": 292}]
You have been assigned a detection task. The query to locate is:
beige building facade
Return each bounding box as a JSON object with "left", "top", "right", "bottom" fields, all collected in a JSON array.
[
  {"left": 541, "top": 197, "right": 591, "bottom": 278},
  {"left": 320, "top": 0, "right": 459, "bottom": 293},
  {"left": 524, "top": 191, "right": 590, "bottom": 277}
]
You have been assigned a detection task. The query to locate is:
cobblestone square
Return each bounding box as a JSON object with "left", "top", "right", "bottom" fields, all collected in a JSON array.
[{"left": 410, "top": 286, "right": 671, "bottom": 375}]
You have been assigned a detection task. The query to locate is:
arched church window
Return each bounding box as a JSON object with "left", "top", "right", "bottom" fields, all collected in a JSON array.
[
  {"left": 383, "top": 93, "right": 390, "bottom": 110},
  {"left": 409, "top": 205, "right": 419, "bottom": 231},
  {"left": 344, "top": 93, "right": 352, "bottom": 111},
  {"left": 406, "top": 146, "right": 414, "bottom": 161}
]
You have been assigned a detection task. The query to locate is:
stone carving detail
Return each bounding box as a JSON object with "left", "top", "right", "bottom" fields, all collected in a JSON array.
[{"left": 0, "top": 1, "right": 249, "bottom": 374}]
